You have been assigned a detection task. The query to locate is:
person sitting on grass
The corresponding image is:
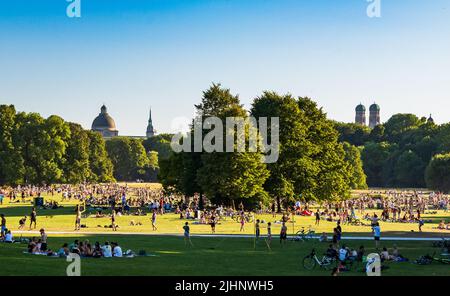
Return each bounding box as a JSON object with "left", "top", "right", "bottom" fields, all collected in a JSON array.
[
  {"left": 319, "top": 232, "right": 328, "bottom": 243},
  {"left": 34, "top": 239, "right": 42, "bottom": 254},
  {"left": 57, "top": 243, "right": 70, "bottom": 257},
  {"left": 69, "top": 240, "right": 79, "bottom": 252},
  {"left": 4, "top": 230, "right": 13, "bottom": 243},
  {"left": 438, "top": 220, "right": 446, "bottom": 230},
  {"left": 84, "top": 241, "right": 93, "bottom": 257},
  {"left": 92, "top": 242, "right": 103, "bottom": 258},
  {"left": 338, "top": 245, "right": 350, "bottom": 271},
  {"left": 112, "top": 242, "right": 123, "bottom": 257},
  {"left": 325, "top": 244, "right": 338, "bottom": 260},
  {"left": 380, "top": 247, "right": 394, "bottom": 262},
  {"left": 27, "top": 237, "right": 37, "bottom": 253},
  {"left": 102, "top": 241, "right": 112, "bottom": 258}
]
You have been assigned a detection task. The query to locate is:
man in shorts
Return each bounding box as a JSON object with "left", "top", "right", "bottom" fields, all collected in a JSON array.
[
  {"left": 152, "top": 210, "right": 158, "bottom": 231},
  {"left": 40, "top": 228, "right": 48, "bottom": 252},
  {"left": 183, "top": 222, "right": 193, "bottom": 247},
  {"left": 280, "top": 222, "right": 288, "bottom": 246},
  {"left": 373, "top": 222, "right": 381, "bottom": 250},
  {"left": 75, "top": 208, "right": 81, "bottom": 231},
  {"left": 255, "top": 220, "right": 261, "bottom": 241},
  {"left": 30, "top": 207, "right": 37, "bottom": 230}
]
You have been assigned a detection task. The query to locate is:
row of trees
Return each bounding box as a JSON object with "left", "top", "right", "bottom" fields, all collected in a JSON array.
[
  {"left": 334, "top": 114, "right": 450, "bottom": 191},
  {"left": 159, "top": 84, "right": 367, "bottom": 209},
  {"left": 0, "top": 105, "right": 163, "bottom": 185}
]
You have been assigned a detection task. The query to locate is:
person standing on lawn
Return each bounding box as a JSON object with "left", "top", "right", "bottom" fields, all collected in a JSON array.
[
  {"left": 373, "top": 222, "right": 381, "bottom": 250},
  {"left": 111, "top": 210, "right": 117, "bottom": 231},
  {"left": 336, "top": 220, "right": 342, "bottom": 242},
  {"left": 0, "top": 214, "right": 6, "bottom": 239},
  {"left": 29, "top": 207, "right": 37, "bottom": 230},
  {"left": 255, "top": 220, "right": 261, "bottom": 241},
  {"left": 151, "top": 209, "right": 158, "bottom": 231},
  {"left": 75, "top": 207, "right": 82, "bottom": 231},
  {"left": 183, "top": 222, "right": 193, "bottom": 247},
  {"left": 40, "top": 228, "right": 48, "bottom": 252},
  {"left": 280, "top": 222, "right": 288, "bottom": 246},
  {"left": 315, "top": 211, "right": 321, "bottom": 226}
]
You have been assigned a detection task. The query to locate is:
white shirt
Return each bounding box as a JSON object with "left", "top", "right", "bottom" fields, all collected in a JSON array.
[
  {"left": 5, "top": 233, "right": 13, "bottom": 242},
  {"left": 102, "top": 245, "right": 112, "bottom": 257},
  {"left": 113, "top": 246, "right": 123, "bottom": 257},
  {"left": 339, "top": 249, "right": 348, "bottom": 261}
]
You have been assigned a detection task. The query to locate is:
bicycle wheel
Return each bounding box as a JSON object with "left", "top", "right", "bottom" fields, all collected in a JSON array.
[
  {"left": 303, "top": 256, "right": 317, "bottom": 270},
  {"left": 321, "top": 258, "right": 336, "bottom": 270}
]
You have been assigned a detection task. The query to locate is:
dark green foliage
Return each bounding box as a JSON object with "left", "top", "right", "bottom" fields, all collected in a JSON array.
[
  {"left": 425, "top": 153, "right": 450, "bottom": 193},
  {"left": 337, "top": 112, "right": 445, "bottom": 189},
  {"left": 105, "top": 137, "right": 155, "bottom": 182},
  {"left": 0, "top": 105, "right": 115, "bottom": 185}
]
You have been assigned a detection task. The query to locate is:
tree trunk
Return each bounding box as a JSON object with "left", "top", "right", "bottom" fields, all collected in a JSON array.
[{"left": 277, "top": 196, "right": 281, "bottom": 213}]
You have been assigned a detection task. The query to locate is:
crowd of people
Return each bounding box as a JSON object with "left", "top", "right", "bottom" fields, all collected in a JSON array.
[{"left": 0, "top": 185, "right": 449, "bottom": 271}]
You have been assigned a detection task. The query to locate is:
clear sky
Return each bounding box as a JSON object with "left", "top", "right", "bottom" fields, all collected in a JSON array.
[{"left": 0, "top": 0, "right": 449, "bottom": 135}]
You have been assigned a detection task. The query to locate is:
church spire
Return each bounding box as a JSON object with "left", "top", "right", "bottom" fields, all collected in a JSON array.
[{"left": 146, "top": 107, "right": 155, "bottom": 138}]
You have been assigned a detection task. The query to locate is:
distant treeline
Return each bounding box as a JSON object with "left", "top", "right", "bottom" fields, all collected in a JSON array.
[
  {"left": 0, "top": 105, "right": 172, "bottom": 185},
  {"left": 334, "top": 115, "right": 450, "bottom": 192}
]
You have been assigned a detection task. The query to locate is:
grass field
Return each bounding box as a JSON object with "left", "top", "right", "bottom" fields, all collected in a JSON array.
[
  {"left": 1, "top": 235, "right": 449, "bottom": 276},
  {"left": 1, "top": 190, "right": 449, "bottom": 276},
  {"left": 1, "top": 193, "right": 449, "bottom": 237}
]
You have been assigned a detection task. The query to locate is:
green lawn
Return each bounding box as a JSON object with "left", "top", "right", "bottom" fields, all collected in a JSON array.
[
  {"left": 1, "top": 191, "right": 449, "bottom": 276},
  {"left": 1, "top": 194, "right": 449, "bottom": 237},
  {"left": 0, "top": 235, "right": 449, "bottom": 276}
]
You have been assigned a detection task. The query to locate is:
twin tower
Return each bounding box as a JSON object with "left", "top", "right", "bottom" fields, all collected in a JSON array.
[{"left": 355, "top": 103, "right": 380, "bottom": 129}]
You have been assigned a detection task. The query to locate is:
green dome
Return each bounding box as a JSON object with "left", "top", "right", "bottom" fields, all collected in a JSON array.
[
  {"left": 370, "top": 103, "right": 380, "bottom": 112},
  {"left": 92, "top": 105, "right": 117, "bottom": 131},
  {"left": 355, "top": 104, "right": 366, "bottom": 112}
]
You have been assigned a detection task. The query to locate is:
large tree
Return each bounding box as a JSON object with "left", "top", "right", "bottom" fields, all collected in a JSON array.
[
  {"left": 0, "top": 105, "right": 24, "bottom": 185},
  {"left": 106, "top": 137, "right": 150, "bottom": 181},
  {"left": 195, "top": 84, "right": 270, "bottom": 207},
  {"left": 425, "top": 153, "right": 450, "bottom": 192},
  {"left": 63, "top": 123, "right": 92, "bottom": 184},
  {"left": 87, "top": 131, "right": 115, "bottom": 183},
  {"left": 342, "top": 142, "right": 367, "bottom": 189},
  {"left": 251, "top": 93, "right": 354, "bottom": 209}
]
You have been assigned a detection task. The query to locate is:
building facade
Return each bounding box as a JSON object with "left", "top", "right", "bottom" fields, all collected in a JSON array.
[
  {"left": 355, "top": 103, "right": 366, "bottom": 126},
  {"left": 355, "top": 102, "right": 381, "bottom": 129},
  {"left": 91, "top": 105, "right": 119, "bottom": 138},
  {"left": 369, "top": 103, "right": 381, "bottom": 128},
  {"left": 91, "top": 105, "right": 156, "bottom": 139}
]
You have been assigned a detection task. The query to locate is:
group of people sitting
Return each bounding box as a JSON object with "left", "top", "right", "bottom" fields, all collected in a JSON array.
[
  {"left": 59, "top": 240, "right": 124, "bottom": 258},
  {"left": 27, "top": 237, "right": 125, "bottom": 258},
  {"left": 326, "top": 243, "right": 407, "bottom": 272}
]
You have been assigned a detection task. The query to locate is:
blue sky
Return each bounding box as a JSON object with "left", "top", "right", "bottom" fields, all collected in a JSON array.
[{"left": 0, "top": 0, "right": 449, "bottom": 135}]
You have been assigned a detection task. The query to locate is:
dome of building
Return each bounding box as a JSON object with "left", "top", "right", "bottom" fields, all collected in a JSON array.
[
  {"left": 427, "top": 114, "right": 434, "bottom": 123},
  {"left": 355, "top": 104, "right": 366, "bottom": 112},
  {"left": 370, "top": 103, "right": 380, "bottom": 112},
  {"left": 92, "top": 105, "right": 117, "bottom": 131}
]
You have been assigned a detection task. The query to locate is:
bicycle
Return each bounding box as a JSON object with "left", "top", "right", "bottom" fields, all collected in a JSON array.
[
  {"left": 302, "top": 249, "right": 336, "bottom": 270},
  {"left": 413, "top": 252, "right": 450, "bottom": 265},
  {"left": 294, "top": 226, "right": 315, "bottom": 242}
]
